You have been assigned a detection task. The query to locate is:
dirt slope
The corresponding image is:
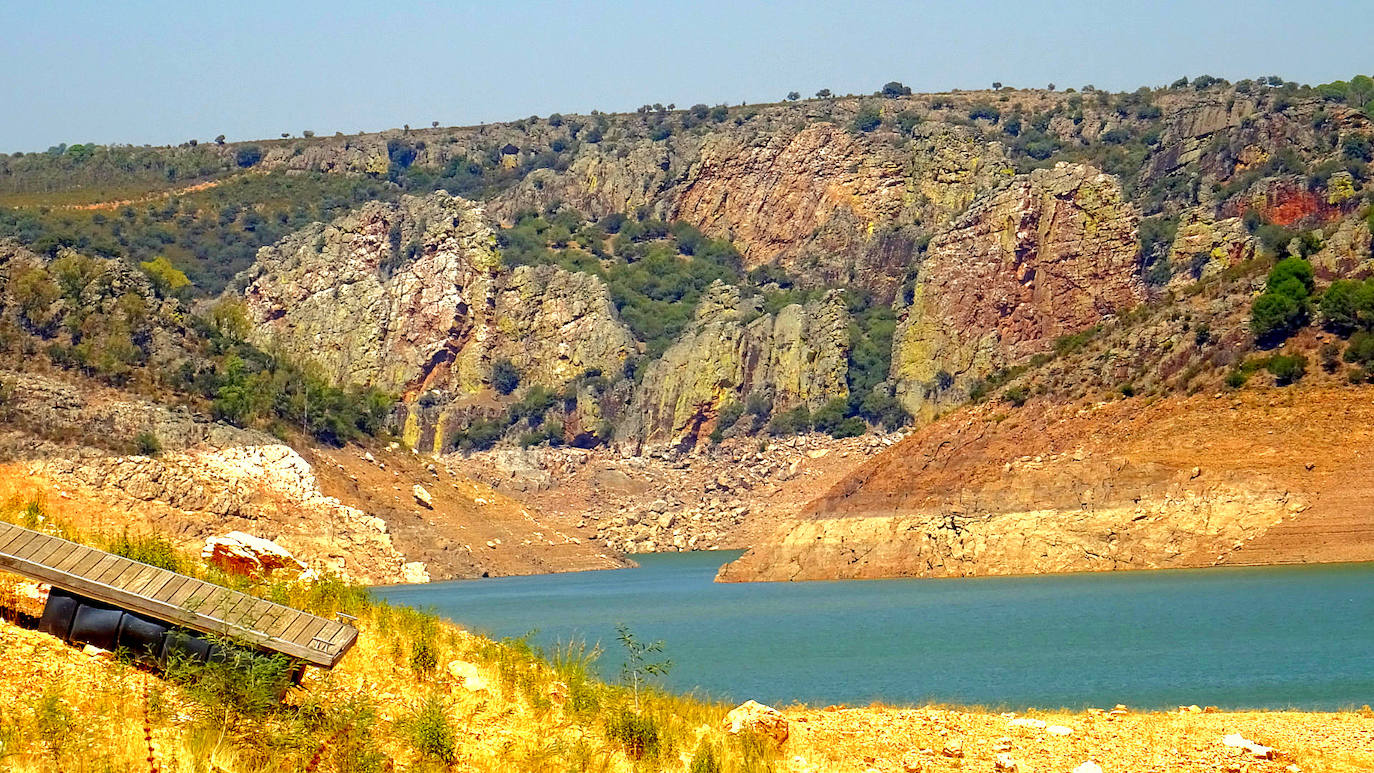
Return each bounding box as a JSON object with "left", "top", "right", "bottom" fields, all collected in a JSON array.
[{"left": 720, "top": 386, "right": 1374, "bottom": 582}]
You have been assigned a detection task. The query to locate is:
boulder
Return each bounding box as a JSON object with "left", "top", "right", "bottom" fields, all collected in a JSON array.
[
  {"left": 994, "top": 752, "right": 1018, "bottom": 772},
  {"left": 1073, "top": 763, "right": 1104, "bottom": 773},
  {"left": 412, "top": 484, "right": 433, "bottom": 509},
  {"left": 723, "top": 700, "right": 789, "bottom": 746},
  {"left": 202, "top": 531, "right": 313, "bottom": 578}
]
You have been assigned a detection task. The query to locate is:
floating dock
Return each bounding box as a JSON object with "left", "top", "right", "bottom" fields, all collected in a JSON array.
[{"left": 0, "top": 521, "right": 356, "bottom": 667}]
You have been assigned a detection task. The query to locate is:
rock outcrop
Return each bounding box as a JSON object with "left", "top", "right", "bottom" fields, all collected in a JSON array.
[
  {"left": 719, "top": 388, "right": 1374, "bottom": 582},
  {"left": 494, "top": 121, "right": 1012, "bottom": 300},
  {"left": 238, "top": 192, "right": 634, "bottom": 399},
  {"left": 890, "top": 163, "right": 1143, "bottom": 419},
  {"left": 1164, "top": 209, "right": 1256, "bottom": 290},
  {"left": 34, "top": 443, "right": 414, "bottom": 584},
  {"left": 619, "top": 283, "right": 850, "bottom": 450}
]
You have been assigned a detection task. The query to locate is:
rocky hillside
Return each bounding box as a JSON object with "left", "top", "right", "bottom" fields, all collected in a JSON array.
[
  {"left": 5, "top": 74, "right": 1374, "bottom": 573},
  {"left": 719, "top": 386, "right": 1374, "bottom": 582}
]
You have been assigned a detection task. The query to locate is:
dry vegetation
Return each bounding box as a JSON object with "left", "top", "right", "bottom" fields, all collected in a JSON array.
[{"left": 0, "top": 494, "right": 1371, "bottom": 772}]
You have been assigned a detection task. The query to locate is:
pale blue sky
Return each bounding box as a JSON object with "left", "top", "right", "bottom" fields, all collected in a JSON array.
[{"left": 2, "top": 0, "right": 1369, "bottom": 152}]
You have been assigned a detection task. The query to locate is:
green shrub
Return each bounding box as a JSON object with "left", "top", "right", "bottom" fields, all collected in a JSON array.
[
  {"left": 606, "top": 706, "right": 661, "bottom": 761},
  {"left": 1266, "top": 354, "right": 1308, "bottom": 385},
  {"left": 710, "top": 401, "right": 745, "bottom": 443},
  {"left": 106, "top": 530, "right": 182, "bottom": 572},
  {"left": 1224, "top": 369, "right": 1249, "bottom": 389},
  {"left": 1321, "top": 342, "right": 1343, "bottom": 372},
  {"left": 409, "top": 636, "right": 438, "bottom": 678},
  {"left": 234, "top": 145, "right": 262, "bottom": 167},
  {"left": 490, "top": 359, "right": 520, "bottom": 395},
  {"left": 1345, "top": 330, "right": 1374, "bottom": 364},
  {"left": 768, "top": 405, "right": 812, "bottom": 435},
  {"left": 690, "top": 739, "right": 723, "bottom": 773},
  {"left": 851, "top": 104, "right": 882, "bottom": 133},
  {"left": 1320, "top": 278, "right": 1374, "bottom": 334},
  {"left": 1003, "top": 384, "right": 1029, "bottom": 406},
  {"left": 1252, "top": 257, "right": 1314, "bottom": 344},
  {"left": 401, "top": 693, "right": 457, "bottom": 764},
  {"left": 449, "top": 417, "right": 505, "bottom": 452}
]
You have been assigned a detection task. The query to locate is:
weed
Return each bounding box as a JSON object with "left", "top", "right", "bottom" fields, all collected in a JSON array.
[
  {"left": 616, "top": 623, "right": 671, "bottom": 709},
  {"left": 401, "top": 692, "right": 457, "bottom": 764}
]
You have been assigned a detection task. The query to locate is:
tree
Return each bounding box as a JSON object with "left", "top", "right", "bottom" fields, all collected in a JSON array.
[
  {"left": 139, "top": 256, "right": 191, "bottom": 297},
  {"left": 302, "top": 130, "right": 314, "bottom": 138},
  {"left": 881, "top": 81, "right": 912, "bottom": 98},
  {"left": 214, "top": 134, "right": 226, "bottom": 145},
  {"left": 786, "top": 91, "right": 800, "bottom": 101},
  {"left": 280, "top": 132, "right": 290, "bottom": 139},
  {"left": 1046, "top": 83, "right": 1056, "bottom": 91},
  {"left": 1251, "top": 257, "right": 1315, "bottom": 344},
  {"left": 234, "top": 145, "right": 262, "bottom": 167},
  {"left": 616, "top": 624, "right": 670, "bottom": 709},
  {"left": 992, "top": 81, "right": 1003, "bottom": 89},
  {"left": 431, "top": 120, "right": 439, "bottom": 128},
  {"left": 815, "top": 88, "right": 832, "bottom": 98}
]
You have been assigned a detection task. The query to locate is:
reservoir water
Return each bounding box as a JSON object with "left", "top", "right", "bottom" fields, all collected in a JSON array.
[{"left": 375, "top": 552, "right": 1374, "bottom": 710}]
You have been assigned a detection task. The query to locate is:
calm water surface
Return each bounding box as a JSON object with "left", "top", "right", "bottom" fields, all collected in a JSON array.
[{"left": 375, "top": 552, "right": 1374, "bottom": 710}]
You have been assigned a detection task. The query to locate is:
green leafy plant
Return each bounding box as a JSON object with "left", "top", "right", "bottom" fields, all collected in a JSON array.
[{"left": 615, "top": 623, "right": 671, "bottom": 709}]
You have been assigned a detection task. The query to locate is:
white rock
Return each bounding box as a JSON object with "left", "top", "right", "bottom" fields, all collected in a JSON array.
[
  {"left": 1008, "top": 717, "right": 1047, "bottom": 729},
  {"left": 1046, "top": 725, "right": 1073, "bottom": 736},
  {"left": 1073, "top": 763, "right": 1103, "bottom": 773},
  {"left": 412, "top": 484, "right": 434, "bottom": 508}
]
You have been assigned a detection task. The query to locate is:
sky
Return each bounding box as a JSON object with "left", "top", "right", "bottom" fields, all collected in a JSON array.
[{"left": 2, "top": 0, "right": 1371, "bottom": 152}]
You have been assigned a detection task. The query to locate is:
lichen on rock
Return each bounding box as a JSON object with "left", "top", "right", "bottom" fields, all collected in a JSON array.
[
  {"left": 890, "top": 162, "right": 1143, "bottom": 419},
  {"left": 620, "top": 282, "right": 850, "bottom": 450}
]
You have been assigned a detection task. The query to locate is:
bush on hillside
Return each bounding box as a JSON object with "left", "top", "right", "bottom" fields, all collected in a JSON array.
[
  {"left": 1266, "top": 353, "right": 1308, "bottom": 385},
  {"left": 490, "top": 359, "right": 520, "bottom": 395},
  {"left": 852, "top": 104, "right": 882, "bottom": 133}
]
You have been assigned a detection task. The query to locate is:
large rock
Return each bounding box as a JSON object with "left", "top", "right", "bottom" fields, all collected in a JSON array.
[
  {"left": 620, "top": 283, "right": 849, "bottom": 450},
  {"left": 890, "top": 163, "right": 1143, "bottom": 419},
  {"left": 723, "top": 700, "right": 789, "bottom": 746},
  {"left": 202, "top": 531, "right": 314, "bottom": 578},
  {"left": 237, "top": 192, "right": 633, "bottom": 400}
]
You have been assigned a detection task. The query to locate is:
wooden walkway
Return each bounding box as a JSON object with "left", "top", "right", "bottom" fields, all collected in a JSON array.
[{"left": 0, "top": 521, "right": 356, "bottom": 667}]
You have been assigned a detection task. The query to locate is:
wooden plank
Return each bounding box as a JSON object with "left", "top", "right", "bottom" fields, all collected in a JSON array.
[
  {"left": 10, "top": 532, "right": 51, "bottom": 560},
  {"left": 104, "top": 562, "right": 144, "bottom": 590},
  {"left": 0, "top": 525, "right": 33, "bottom": 553},
  {"left": 259, "top": 607, "right": 304, "bottom": 639},
  {"left": 84, "top": 555, "right": 121, "bottom": 584},
  {"left": 280, "top": 611, "right": 317, "bottom": 643},
  {"left": 28, "top": 539, "right": 68, "bottom": 567},
  {"left": 52, "top": 544, "right": 99, "bottom": 575},
  {"left": 150, "top": 575, "right": 189, "bottom": 603},
  {"left": 290, "top": 616, "right": 330, "bottom": 648},
  {"left": 0, "top": 530, "right": 40, "bottom": 556},
  {"left": 94, "top": 557, "right": 131, "bottom": 584},
  {"left": 138, "top": 572, "right": 177, "bottom": 600},
  {"left": 122, "top": 565, "right": 163, "bottom": 596}
]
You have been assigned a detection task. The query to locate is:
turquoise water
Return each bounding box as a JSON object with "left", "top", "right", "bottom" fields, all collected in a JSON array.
[{"left": 375, "top": 552, "right": 1374, "bottom": 710}]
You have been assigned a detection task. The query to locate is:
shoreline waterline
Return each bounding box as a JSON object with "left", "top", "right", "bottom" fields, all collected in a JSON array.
[{"left": 375, "top": 551, "right": 1374, "bottom": 711}]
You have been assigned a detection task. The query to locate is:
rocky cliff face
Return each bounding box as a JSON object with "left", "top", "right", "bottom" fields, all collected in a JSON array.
[
  {"left": 619, "top": 283, "right": 850, "bottom": 450},
  {"left": 890, "top": 163, "right": 1144, "bottom": 419},
  {"left": 490, "top": 121, "right": 1011, "bottom": 300},
  {"left": 237, "top": 191, "right": 635, "bottom": 451},
  {"left": 719, "top": 388, "right": 1374, "bottom": 582}
]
